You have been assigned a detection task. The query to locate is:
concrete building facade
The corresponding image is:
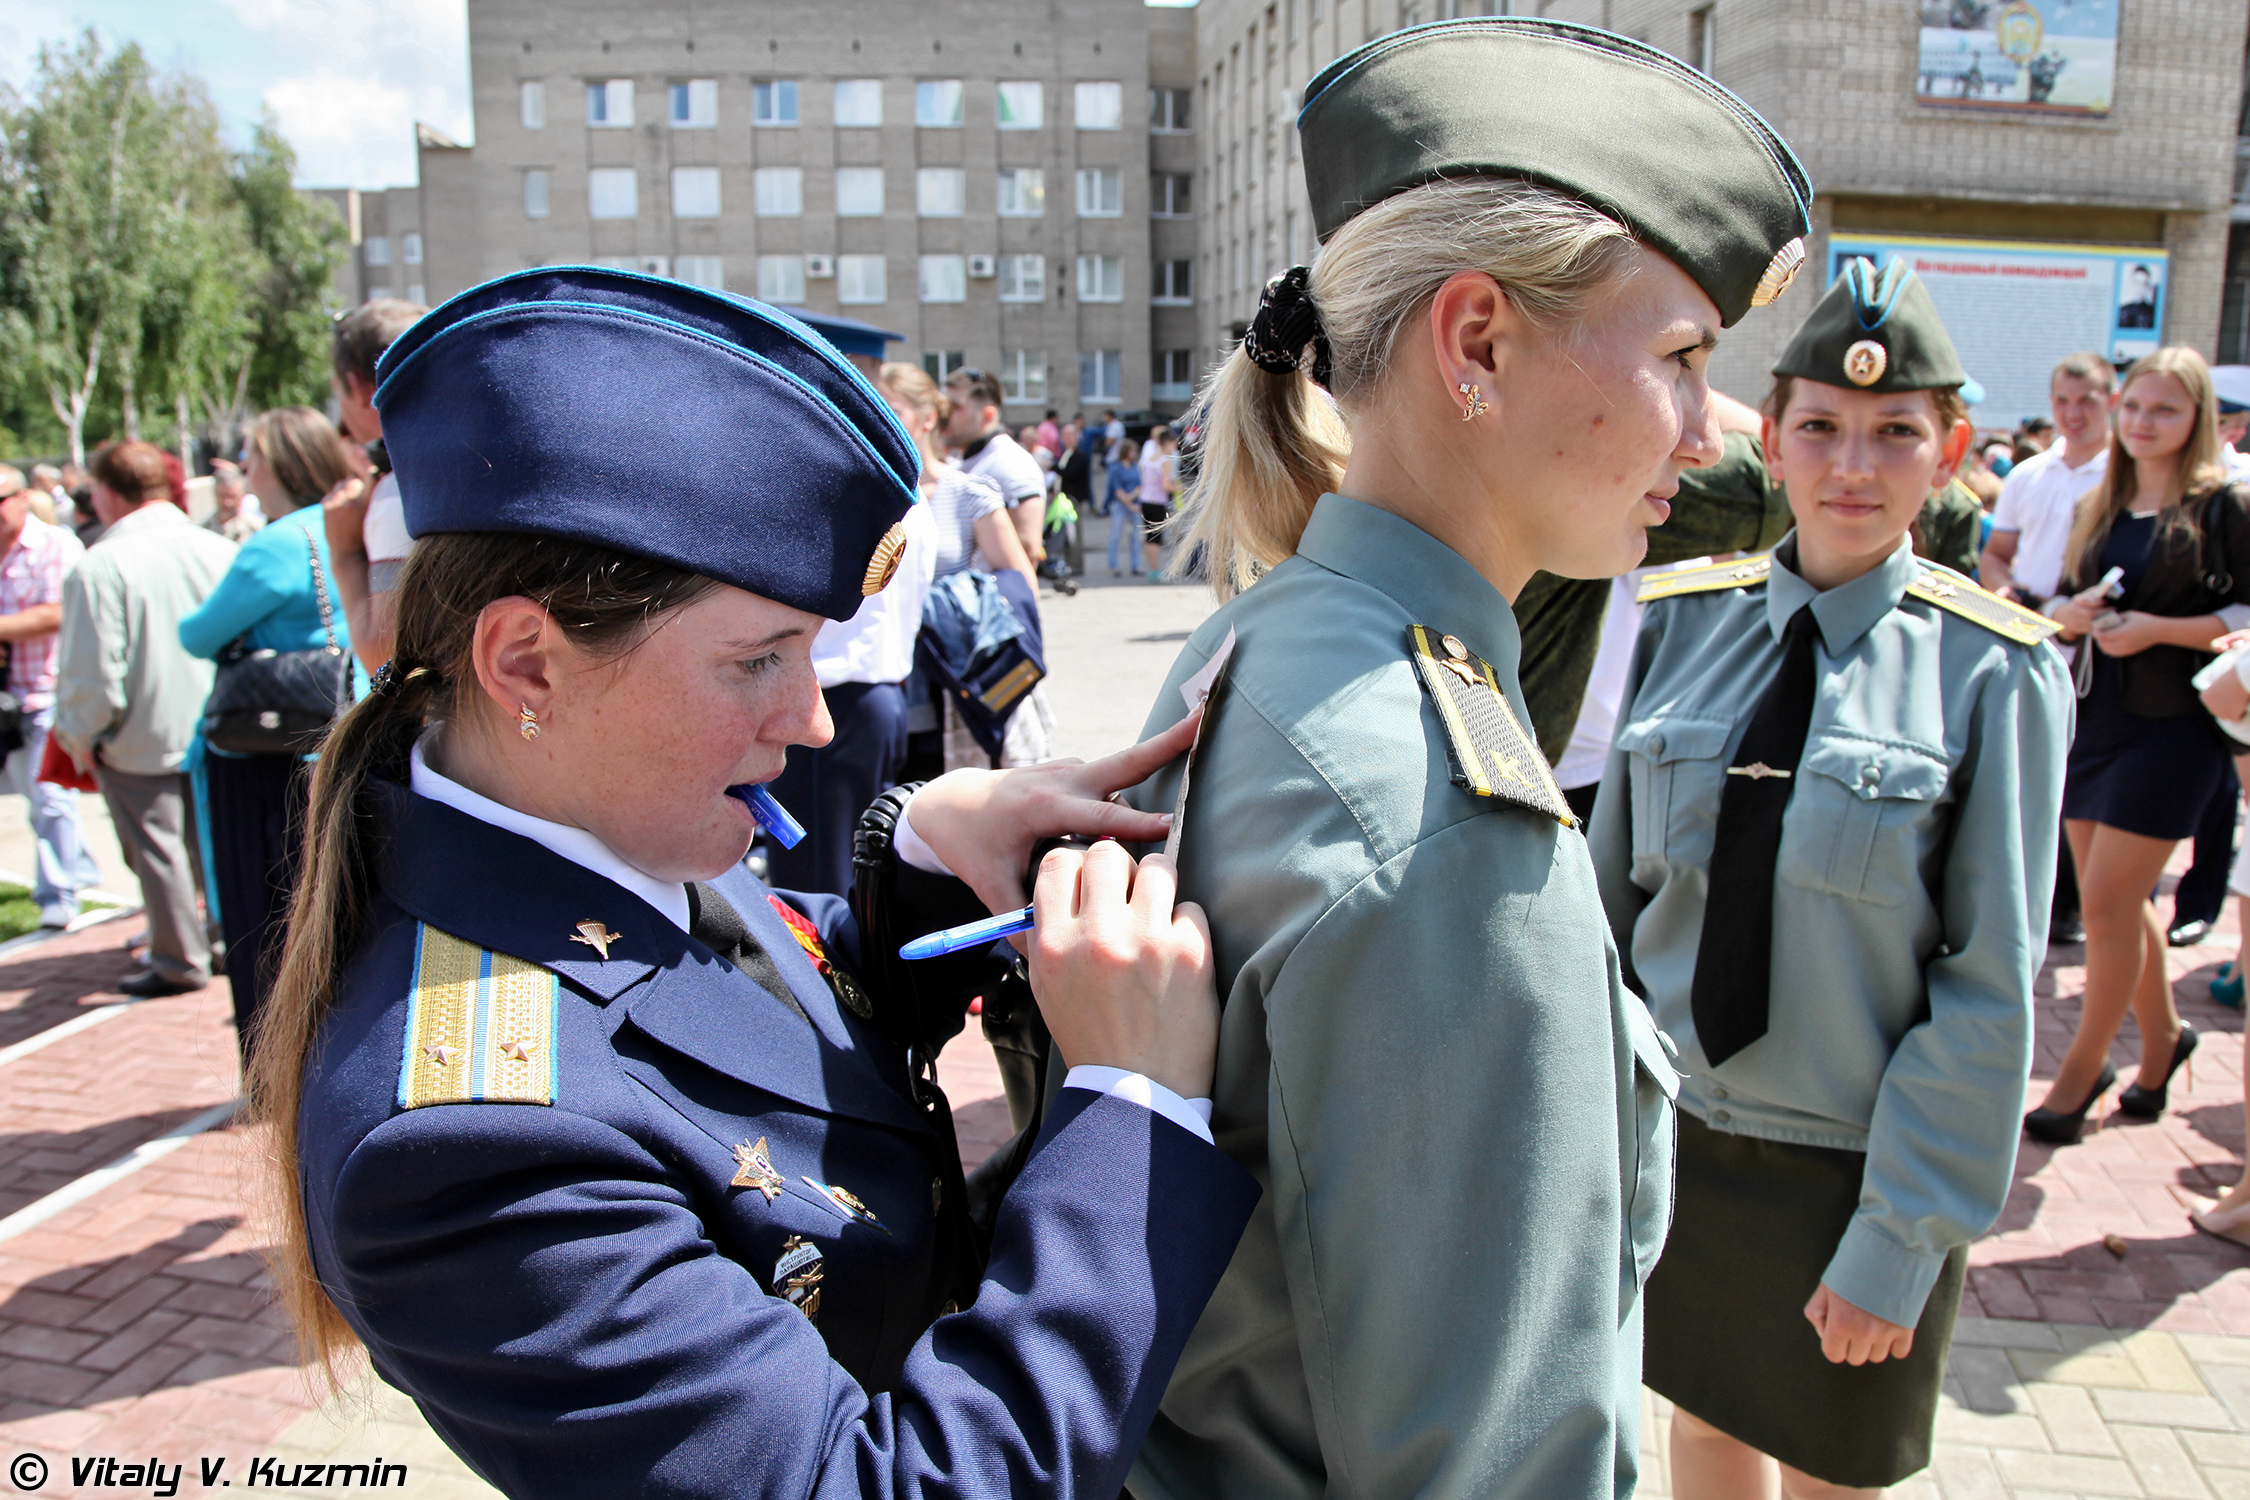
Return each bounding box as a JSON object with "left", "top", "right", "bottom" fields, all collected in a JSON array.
[{"left": 303, "top": 181, "right": 433, "bottom": 314}]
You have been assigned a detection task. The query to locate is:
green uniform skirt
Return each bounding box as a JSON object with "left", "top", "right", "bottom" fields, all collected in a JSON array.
[{"left": 1644, "top": 1110, "right": 1968, "bottom": 1489}]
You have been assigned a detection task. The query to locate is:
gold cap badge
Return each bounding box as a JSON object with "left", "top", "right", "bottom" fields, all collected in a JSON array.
[
  {"left": 1843, "top": 339, "right": 1888, "bottom": 387},
  {"left": 862, "top": 521, "right": 908, "bottom": 596},
  {"left": 1751, "top": 239, "right": 1806, "bottom": 308}
]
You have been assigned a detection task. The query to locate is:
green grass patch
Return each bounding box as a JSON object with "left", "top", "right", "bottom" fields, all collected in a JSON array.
[{"left": 0, "top": 882, "right": 117, "bottom": 944}]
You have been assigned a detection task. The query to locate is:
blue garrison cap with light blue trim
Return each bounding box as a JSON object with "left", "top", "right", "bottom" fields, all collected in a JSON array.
[{"left": 372, "top": 266, "right": 921, "bottom": 622}]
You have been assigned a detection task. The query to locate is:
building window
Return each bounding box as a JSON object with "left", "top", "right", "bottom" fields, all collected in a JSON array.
[
  {"left": 1153, "top": 172, "right": 1191, "bottom": 216},
  {"left": 365, "top": 237, "right": 391, "bottom": 266},
  {"left": 835, "top": 78, "right": 883, "bottom": 126},
  {"left": 1075, "top": 81, "right": 1123, "bottom": 130},
  {"left": 923, "top": 350, "right": 968, "bottom": 382},
  {"left": 996, "top": 81, "right": 1043, "bottom": 129},
  {"left": 838, "top": 254, "right": 888, "bottom": 304},
  {"left": 407, "top": 281, "right": 426, "bottom": 304},
  {"left": 675, "top": 167, "right": 725, "bottom": 218},
  {"left": 996, "top": 168, "right": 1045, "bottom": 217},
  {"left": 916, "top": 168, "right": 965, "bottom": 217},
  {"left": 1153, "top": 259, "right": 1192, "bottom": 304},
  {"left": 675, "top": 255, "right": 725, "bottom": 290},
  {"left": 1153, "top": 348, "right": 1196, "bottom": 402},
  {"left": 520, "top": 80, "right": 545, "bottom": 129},
  {"left": 756, "top": 256, "right": 806, "bottom": 304},
  {"left": 1075, "top": 168, "right": 1122, "bottom": 216},
  {"left": 1688, "top": 4, "right": 1715, "bottom": 73},
  {"left": 1080, "top": 349, "right": 1122, "bottom": 402},
  {"left": 998, "top": 254, "right": 1045, "bottom": 302},
  {"left": 835, "top": 167, "right": 885, "bottom": 216},
  {"left": 587, "top": 79, "right": 633, "bottom": 127},
  {"left": 588, "top": 167, "right": 637, "bottom": 220},
  {"left": 1002, "top": 350, "right": 1047, "bottom": 405},
  {"left": 753, "top": 80, "right": 799, "bottom": 126},
  {"left": 670, "top": 79, "right": 718, "bottom": 127},
  {"left": 523, "top": 170, "right": 549, "bottom": 219},
  {"left": 402, "top": 232, "right": 423, "bottom": 265},
  {"left": 1149, "top": 87, "right": 1190, "bottom": 131},
  {"left": 916, "top": 80, "right": 964, "bottom": 127},
  {"left": 752, "top": 167, "right": 801, "bottom": 216},
  {"left": 919, "top": 255, "right": 968, "bottom": 303},
  {"left": 1076, "top": 255, "right": 1123, "bottom": 302}
]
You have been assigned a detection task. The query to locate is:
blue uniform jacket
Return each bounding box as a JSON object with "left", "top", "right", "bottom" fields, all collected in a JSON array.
[{"left": 300, "top": 780, "right": 1260, "bottom": 1499}]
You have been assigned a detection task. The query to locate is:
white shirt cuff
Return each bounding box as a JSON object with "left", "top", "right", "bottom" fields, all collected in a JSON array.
[
  {"left": 1062, "top": 1064, "right": 1215, "bottom": 1145},
  {"left": 2219, "top": 603, "right": 2250, "bottom": 633},
  {"left": 892, "top": 790, "right": 956, "bottom": 878}
]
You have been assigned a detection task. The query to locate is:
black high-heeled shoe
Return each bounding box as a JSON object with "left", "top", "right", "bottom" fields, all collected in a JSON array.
[
  {"left": 2024, "top": 1062, "right": 2117, "bottom": 1145},
  {"left": 2117, "top": 1025, "right": 2199, "bottom": 1119}
]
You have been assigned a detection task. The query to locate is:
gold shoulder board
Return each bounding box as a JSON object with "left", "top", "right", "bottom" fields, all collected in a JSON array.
[
  {"left": 1408, "top": 625, "right": 1576, "bottom": 828},
  {"left": 1904, "top": 568, "right": 2060, "bottom": 646},
  {"left": 1636, "top": 553, "right": 1773, "bottom": 604},
  {"left": 397, "top": 925, "right": 560, "bottom": 1110}
]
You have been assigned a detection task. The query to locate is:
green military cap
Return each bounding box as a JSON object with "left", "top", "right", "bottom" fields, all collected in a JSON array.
[
  {"left": 1773, "top": 257, "right": 1974, "bottom": 396},
  {"left": 1296, "top": 18, "right": 1813, "bottom": 328}
]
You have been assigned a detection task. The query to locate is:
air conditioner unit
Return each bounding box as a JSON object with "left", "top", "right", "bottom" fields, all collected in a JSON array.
[
  {"left": 637, "top": 255, "right": 671, "bottom": 277},
  {"left": 805, "top": 254, "right": 836, "bottom": 279},
  {"left": 967, "top": 254, "right": 998, "bottom": 279}
]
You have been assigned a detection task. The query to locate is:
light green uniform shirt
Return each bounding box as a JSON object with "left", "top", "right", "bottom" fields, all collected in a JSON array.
[
  {"left": 1125, "top": 495, "right": 1675, "bottom": 1500},
  {"left": 1590, "top": 534, "right": 2072, "bottom": 1328}
]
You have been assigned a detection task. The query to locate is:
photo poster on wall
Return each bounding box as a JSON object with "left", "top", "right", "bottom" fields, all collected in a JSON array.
[
  {"left": 1916, "top": 0, "right": 2118, "bottom": 116},
  {"left": 1828, "top": 236, "right": 2167, "bottom": 425}
]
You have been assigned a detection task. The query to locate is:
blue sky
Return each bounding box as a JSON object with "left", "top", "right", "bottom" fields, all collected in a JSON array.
[{"left": 4, "top": 0, "right": 1196, "bottom": 189}]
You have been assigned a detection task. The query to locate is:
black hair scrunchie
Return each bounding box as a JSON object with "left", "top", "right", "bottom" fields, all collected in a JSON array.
[{"left": 1241, "top": 266, "right": 1333, "bottom": 390}]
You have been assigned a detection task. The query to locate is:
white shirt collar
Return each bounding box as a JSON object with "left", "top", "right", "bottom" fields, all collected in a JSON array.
[{"left": 408, "top": 731, "right": 692, "bottom": 932}]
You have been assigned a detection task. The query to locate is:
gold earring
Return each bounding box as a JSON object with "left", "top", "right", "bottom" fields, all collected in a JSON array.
[
  {"left": 1457, "top": 382, "right": 1490, "bottom": 422},
  {"left": 518, "top": 704, "right": 541, "bottom": 741}
]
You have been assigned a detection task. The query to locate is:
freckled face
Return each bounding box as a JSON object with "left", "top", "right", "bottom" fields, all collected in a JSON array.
[{"left": 538, "top": 586, "right": 834, "bottom": 882}]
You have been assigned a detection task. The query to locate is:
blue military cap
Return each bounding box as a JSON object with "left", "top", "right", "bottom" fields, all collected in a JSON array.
[{"left": 372, "top": 266, "right": 921, "bottom": 621}]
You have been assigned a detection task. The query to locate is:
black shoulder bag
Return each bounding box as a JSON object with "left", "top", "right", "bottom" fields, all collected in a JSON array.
[{"left": 202, "top": 528, "right": 353, "bottom": 757}]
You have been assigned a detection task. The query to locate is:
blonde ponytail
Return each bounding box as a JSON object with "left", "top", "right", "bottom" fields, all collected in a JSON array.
[{"left": 1174, "top": 178, "right": 1639, "bottom": 598}]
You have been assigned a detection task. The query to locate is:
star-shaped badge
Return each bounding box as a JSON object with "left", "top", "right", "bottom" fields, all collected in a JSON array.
[
  {"left": 732, "top": 1137, "right": 783, "bottom": 1201},
  {"left": 570, "top": 920, "right": 623, "bottom": 960},
  {"left": 422, "top": 1043, "right": 458, "bottom": 1068},
  {"left": 497, "top": 1037, "right": 536, "bottom": 1063}
]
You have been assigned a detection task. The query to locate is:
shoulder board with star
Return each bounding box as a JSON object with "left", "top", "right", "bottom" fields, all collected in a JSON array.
[
  {"left": 1904, "top": 565, "right": 2060, "bottom": 646},
  {"left": 398, "top": 924, "right": 560, "bottom": 1110},
  {"left": 1635, "top": 553, "right": 1773, "bottom": 604},
  {"left": 1408, "top": 625, "right": 1576, "bottom": 828}
]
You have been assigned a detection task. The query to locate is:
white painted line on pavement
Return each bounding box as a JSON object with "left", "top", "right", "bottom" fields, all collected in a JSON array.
[
  {"left": 0, "top": 1099, "right": 242, "bottom": 1244},
  {"left": 0, "top": 1001, "right": 136, "bottom": 1070}
]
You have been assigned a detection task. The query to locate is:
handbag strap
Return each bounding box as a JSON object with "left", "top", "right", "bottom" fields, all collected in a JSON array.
[{"left": 302, "top": 526, "right": 341, "bottom": 655}]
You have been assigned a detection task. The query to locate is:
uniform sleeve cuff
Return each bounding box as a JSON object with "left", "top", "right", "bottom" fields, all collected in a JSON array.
[
  {"left": 1061, "top": 1065, "right": 1215, "bottom": 1145},
  {"left": 893, "top": 790, "right": 955, "bottom": 878},
  {"left": 1822, "top": 1217, "right": 1946, "bottom": 1331}
]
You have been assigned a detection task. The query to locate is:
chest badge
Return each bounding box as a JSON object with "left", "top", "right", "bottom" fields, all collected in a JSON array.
[
  {"left": 1408, "top": 624, "right": 1576, "bottom": 828},
  {"left": 804, "top": 1176, "right": 889, "bottom": 1233},
  {"left": 731, "top": 1136, "right": 784, "bottom": 1201},
  {"left": 1727, "top": 762, "right": 1793, "bottom": 781},
  {"left": 569, "top": 920, "right": 623, "bottom": 960},
  {"left": 774, "top": 1235, "right": 824, "bottom": 1322},
  {"left": 768, "top": 896, "right": 875, "bottom": 1021}
]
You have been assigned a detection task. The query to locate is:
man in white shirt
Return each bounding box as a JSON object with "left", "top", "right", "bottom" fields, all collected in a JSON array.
[
  {"left": 320, "top": 298, "right": 427, "bottom": 674},
  {"left": 945, "top": 368, "right": 1049, "bottom": 563},
  {"left": 1979, "top": 351, "right": 2115, "bottom": 607}
]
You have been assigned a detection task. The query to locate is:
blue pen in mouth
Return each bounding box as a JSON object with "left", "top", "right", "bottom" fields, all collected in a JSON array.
[{"left": 728, "top": 783, "right": 807, "bottom": 849}]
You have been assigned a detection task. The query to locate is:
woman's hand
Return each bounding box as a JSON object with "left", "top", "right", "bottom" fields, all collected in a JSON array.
[
  {"left": 1803, "top": 1284, "right": 1914, "bottom": 1365},
  {"left": 2049, "top": 590, "right": 2104, "bottom": 640},
  {"left": 907, "top": 710, "right": 1201, "bottom": 920},
  {"left": 1028, "top": 841, "right": 1218, "bottom": 1102},
  {"left": 2206, "top": 659, "right": 2250, "bottom": 721},
  {"left": 2212, "top": 629, "right": 2250, "bottom": 656},
  {"left": 2091, "top": 610, "right": 2168, "bottom": 657}
]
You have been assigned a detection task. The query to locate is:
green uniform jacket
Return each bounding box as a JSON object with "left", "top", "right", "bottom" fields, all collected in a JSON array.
[{"left": 1124, "top": 495, "right": 1677, "bottom": 1500}]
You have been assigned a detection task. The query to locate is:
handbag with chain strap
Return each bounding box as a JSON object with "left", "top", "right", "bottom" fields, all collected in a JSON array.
[{"left": 202, "top": 526, "right": 352, "bottom": 756}]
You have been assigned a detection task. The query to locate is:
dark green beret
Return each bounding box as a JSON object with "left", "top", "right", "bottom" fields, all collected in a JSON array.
[
  {"left": 1296, "top": 19, "right": 1813, "bottom": 327},
  {"left": 1772, "top": 257, "right": 1971, "bottom": 395}
]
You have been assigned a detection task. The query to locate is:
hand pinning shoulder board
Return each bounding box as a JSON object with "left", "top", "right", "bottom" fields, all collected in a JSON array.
[{"left": 1635, "top": 552, "right": 2060, "bottom": 647}]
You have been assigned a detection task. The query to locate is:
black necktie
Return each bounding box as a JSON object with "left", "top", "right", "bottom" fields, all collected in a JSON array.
[
  {"left": 1690, "top": 604, "right": 1820, "bottom": 1067},
  {"left": 686, "top": 882, "right": 805, "bottom": 1021}
]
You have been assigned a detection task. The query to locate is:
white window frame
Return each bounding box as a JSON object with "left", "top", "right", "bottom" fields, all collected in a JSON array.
[
  {"left": 838, "top": 254, "right": 888, "bottom": 305},
  {"left": 916, "top": 168, "right": 965, "bottom": 218},
  {"left": 834, "top": 168, "right": 884, "bottom": 217},
  {"left": 1153, "top": 172, "right": 1190, "bottom": 217},
  {"left": 916, "top": 79, "right": 963, "bottom": 127},
  {"left": 1075, "top": 81, "right": 1123, "bottom": 129},
  {"left": 365, "top": 236, "right": 390, "bottom": 267},
  {"left": 1076, "top": 254, "right": 1123, "bottom": 303},
  {"left": 997, "top": 254, "right": 1045, "bottom": 303},
  {"left": 523, "top": 170, "right": 550, "bottom": 219},
  {"left": 675, "top": 255, "right": 725, "bottom": 290},
  {"left": 1149, "top": 87, "right": 1190, "bottom": 132},
  {"left": 919, "top": 254, "right": 968, "bottom": 304},
  {"left": 834, "top": 78, "right": 883, "bottom": 127},
  {"left": 756, "top": 255, "right": 806, "bottom": 305},
  {"left": 1079, "top": 349, "right": 1122, "bottom": 403},
  {"left": 587, "top": 79, "right": 633, "bottom": 128},
  {"left": 1153, "top": 348, "right": 1196, "bottom": 402},
  {"left": 588, "top": 167, "right": 638, "bottom": 220},
  {"left": 1001, "top": 350, "right": 1048, "bottom": 405},
  {"left": 753, "top": 79, "right": 799, "bottom": 126},
  {"left": 670, "top": 78, "right": 718, "bottom": 128},
  {"left": 402, "top": 232, "right": 423, "bottom": 265},
  {"left": 752, "top": 167, "right": 802, "bottom": 217},
  {"left": 995, "top": 81, "right": 1043, "bottom": 130},
  {"left": 520, "top": 80, "right": 546, "bottom": 129},
  {"left": 674, "top": 167, "right": 724, "bottom": 218},
  {"left": 1153, "top": 258, "right": 1191, "bottom": 304},
  {"left": 1075, "top": 168, "right": 1122, "bottom": 217},
  {"left": 996, "top": 168, "right": 1044, "bottom": 218}
]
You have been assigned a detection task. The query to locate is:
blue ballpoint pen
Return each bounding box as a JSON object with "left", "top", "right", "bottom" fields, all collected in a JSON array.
[
  {"left": 728, "top": 783, "right": 807, "bottom": 849},
  {"left": 899, "top": 905, "right": 1035, "bottom": 960}
]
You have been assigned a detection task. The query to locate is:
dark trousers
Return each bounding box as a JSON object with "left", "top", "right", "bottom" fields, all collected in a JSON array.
[
  {"left": 765, "top": 681, "right": 910, "bottom": 899},
  {"left": 2173, "top": 758, "right": 2241, "bottom": 930},
  {"left": 204, "top": 752, "right": 309, "bottom": 1056}
]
